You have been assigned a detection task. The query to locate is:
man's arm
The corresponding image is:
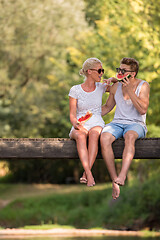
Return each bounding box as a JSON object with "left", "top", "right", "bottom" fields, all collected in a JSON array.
[
  {"left": 124, "top": 81, "right": 150, "bottom": 115},
  {"left": 102, "top": 84, "right": 116, "bottom": 116}
]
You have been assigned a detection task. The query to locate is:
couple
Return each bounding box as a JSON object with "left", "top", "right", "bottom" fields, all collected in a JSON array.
[{"left": 69, "top": 57, "right": 150, "bottom": 199}]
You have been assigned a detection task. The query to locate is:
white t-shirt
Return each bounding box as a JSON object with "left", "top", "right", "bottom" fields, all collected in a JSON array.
[{"left": 69, "top": 82, "right": 106, "bottom": 136}]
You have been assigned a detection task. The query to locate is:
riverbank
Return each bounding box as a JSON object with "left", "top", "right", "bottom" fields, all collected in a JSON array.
[{"left": 0, "top": 228, "right": 160, "bottom": 238}]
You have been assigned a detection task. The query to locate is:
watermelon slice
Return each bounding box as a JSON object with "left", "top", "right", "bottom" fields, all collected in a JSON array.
[
  {"left": 116, "top": 73, "right": 131, "bottom": 82},
  {"left": 78, "top": 110, "right": 92, "bottom": 123}
]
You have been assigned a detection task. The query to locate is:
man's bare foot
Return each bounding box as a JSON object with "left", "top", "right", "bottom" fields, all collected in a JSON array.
[
  {"left": 86, "top": 171, "right": 95, "bottom": 187},
  {"left": 112, "top": 182, "right": 120, "bottom": 199},
  {"left": 114, "top": 175, "right": 126, "bottom": 186}
]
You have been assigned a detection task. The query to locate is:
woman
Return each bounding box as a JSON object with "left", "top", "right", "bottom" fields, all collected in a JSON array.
[{"left": 69, "top": 58, "right": 114, "bottom": 187}]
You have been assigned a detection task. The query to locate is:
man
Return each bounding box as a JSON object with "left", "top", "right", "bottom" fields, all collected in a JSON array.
[{"left": 101, "top": 57, "right": 150, "bottom": 200}]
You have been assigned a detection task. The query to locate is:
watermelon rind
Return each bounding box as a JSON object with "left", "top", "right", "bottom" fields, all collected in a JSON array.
[{"left": 78, "top": 110, "right": 92, "bottom": 123}]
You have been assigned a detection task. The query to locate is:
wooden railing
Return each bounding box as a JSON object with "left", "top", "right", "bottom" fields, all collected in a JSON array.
[{"left": 0, "top": 138, "right": 159, "bottom": 159}]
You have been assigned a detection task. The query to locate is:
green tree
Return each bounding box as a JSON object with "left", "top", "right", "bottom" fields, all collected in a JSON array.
[{"left": 0, "top": 0, "right": 87, "bottom": 138}]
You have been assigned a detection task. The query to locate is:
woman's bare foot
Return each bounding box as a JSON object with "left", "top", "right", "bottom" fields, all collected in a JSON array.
[
  {"left": 114, "top": 175, "right": 126, "bottom": 186},
  {"left": 80, "top": 172, "right": 87, "bottom": 184},
  {"left": 112, "top": 182, "right": 120, "bottom": 199},
  {"left": 86, "top": 171, "right": 95, "bottom": 187}
]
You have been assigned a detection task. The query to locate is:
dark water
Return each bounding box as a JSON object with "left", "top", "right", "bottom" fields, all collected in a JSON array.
[{"left": 1, "top": 236, "right": 160, "bottom": 240}]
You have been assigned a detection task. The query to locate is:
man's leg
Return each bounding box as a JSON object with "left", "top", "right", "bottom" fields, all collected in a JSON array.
[
  {"left": 100, "top": 132, "right": 120, "bottom": 199},
  {"left": 115, "top": 130, "right": 138, "bottom": 186}
]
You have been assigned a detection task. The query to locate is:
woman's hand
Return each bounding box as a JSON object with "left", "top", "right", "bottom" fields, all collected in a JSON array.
[
  {"left": 74, "top": 122, "right": 88, "bottom": 133},
  {"left": 74, "top": 121, "right": 84, "bottom": 130},
  {"left": 74, "top": 121, "right": 81, "bottom": 130},
  {"left": 103, "top": 77, "right": 118, "bottom": 92},
  {"left": 103, "top": 78, "right": 112, "bottom": 85},
  {"left": 103, "top": 77, "right": 118, "bottom": 85}
]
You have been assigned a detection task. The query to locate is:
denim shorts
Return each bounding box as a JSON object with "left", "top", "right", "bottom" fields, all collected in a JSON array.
[{"left": 102, "top": 122, "right": 146, "bottom": 139}]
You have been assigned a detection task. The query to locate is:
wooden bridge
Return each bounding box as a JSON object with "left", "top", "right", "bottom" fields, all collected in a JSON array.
[{"left": 0, "top": 138, "right": 159, "bottom": 159}]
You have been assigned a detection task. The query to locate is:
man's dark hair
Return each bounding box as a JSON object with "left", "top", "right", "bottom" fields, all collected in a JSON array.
[{"left": 120, "top": 57, "right": 139, "bottom": 77}]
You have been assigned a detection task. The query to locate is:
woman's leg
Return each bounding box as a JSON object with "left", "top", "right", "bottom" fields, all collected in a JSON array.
[
  {"left": 88, "top": 126, "right": 102, "bottom": 169},
  {"left": 70, "top": 129, "right": 95, "bottom": 187},
  {"left": 81, "top": 126, "right": 102, "bottom": 185}
]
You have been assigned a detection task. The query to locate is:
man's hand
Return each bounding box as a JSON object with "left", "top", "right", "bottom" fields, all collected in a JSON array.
[{"left": 121, "top": 75, "right": 133, "bottom": 91}]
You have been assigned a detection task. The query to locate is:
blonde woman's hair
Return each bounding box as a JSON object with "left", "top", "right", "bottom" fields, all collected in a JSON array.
[{"left": 79, "top": 57, "right": 102, "bottom": 80}]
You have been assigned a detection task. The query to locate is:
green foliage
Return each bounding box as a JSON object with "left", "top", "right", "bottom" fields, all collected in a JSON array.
[
  {"left": 0, "top": 186, "right": 110, "bottom": 228},
  {"left": 3, "top": 159, "right": 79, "bottom": 184},
  {"left": 1, "top": 159, "right": 110, "bottom": 184},
  {"left": 0, "top": 0, "right": 87, "bottom": 138},
  {"left": 0, "top": 176, "right": 160, "bottom": 230},
  {"left": 102, "top": 174, "right": 160, "bottom": 230},
  {"left": 147, "top": 78, "right": 160, "bottom": 127}
]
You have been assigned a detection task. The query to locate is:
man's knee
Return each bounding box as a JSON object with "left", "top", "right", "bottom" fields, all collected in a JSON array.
[
  {"left": 124, "top": 131, "right": 138, "bottom": 144},
  {"left": 100, "top": 132, "right": 114, "bottom": 147}
]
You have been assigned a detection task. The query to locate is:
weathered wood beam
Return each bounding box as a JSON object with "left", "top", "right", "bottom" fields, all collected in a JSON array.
[{"left": 0, "top": 138, "right": 159, "bottom": 159}]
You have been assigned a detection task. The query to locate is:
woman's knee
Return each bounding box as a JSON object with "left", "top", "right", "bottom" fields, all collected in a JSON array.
[
  {"left": 89, "top": 128, "right": 101, "bottom": 141},
  {"left": 76, "top": 132, "right": 87, "bottom": 142}
]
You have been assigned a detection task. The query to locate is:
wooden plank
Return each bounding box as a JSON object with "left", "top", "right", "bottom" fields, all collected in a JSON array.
[{"left": 0, "top": 138, "right": 159, "bottom": 159}]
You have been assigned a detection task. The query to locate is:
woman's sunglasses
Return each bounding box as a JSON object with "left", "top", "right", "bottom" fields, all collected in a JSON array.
[
  {"left": 116, "top": 68, "right": 135, "bottom": 75},
  {"left": 89, "top": 68, "right": 104, "bottom": 74}
]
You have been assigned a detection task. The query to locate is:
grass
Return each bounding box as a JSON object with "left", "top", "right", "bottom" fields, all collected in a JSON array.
[
  {"left": 23, "top": 224, "right": 75, "bottom": 230},
  {"left": 0, "top": 183, "right": 111, "bottom": 229},
  {"left": 0, "top": 183, "right": 109, "bottom": 200},
  {"left": 0, "top": 175, "right": 160, "bottom": 231}
]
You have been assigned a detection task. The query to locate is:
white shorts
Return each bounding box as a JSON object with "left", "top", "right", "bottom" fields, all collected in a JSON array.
[{"left": 69, "top": 115, "right": 105, "bottom": 138}]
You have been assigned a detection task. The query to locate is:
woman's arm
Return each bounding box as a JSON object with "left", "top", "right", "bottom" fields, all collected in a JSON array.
[
  {"left": 69, "top": 97, "right": 79, "bottom": 129},
  {"left": 102, "top": 92, "right": 116, "bottom": 116},
  {"left": 69, "top": 96, "right": 84, "bottom": 130},
  {"left": 102, "top": 84, "right": 117, "bottom": 116},
  {"left": 103, "top": 77, "right": 118, "bottom": 92}
]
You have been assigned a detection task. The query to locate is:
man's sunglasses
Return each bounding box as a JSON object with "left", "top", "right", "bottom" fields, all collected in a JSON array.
[
  {"left": 116, "top": 68, "right": 135, "bottom": 75},
  {"left": 89, "top": 68, "right": 104, "bottom": 74}
]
